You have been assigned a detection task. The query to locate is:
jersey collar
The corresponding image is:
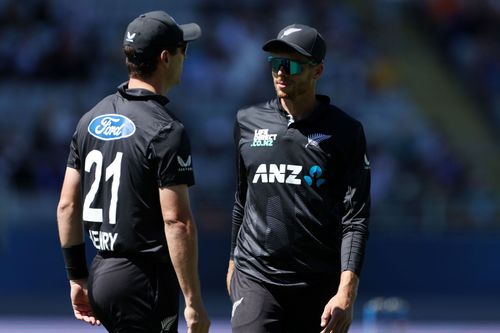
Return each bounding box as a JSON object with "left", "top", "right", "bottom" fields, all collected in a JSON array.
[
  {"left": 117, "top": 82, "right": 170, "bottom": 105},
  {"left": 274, "top": 95, "right": 331, "bottom": 126}
]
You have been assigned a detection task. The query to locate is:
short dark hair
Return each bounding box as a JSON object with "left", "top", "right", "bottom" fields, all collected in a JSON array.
[{"left": 123, "top": 45, "right": 179, "bottom": 79}]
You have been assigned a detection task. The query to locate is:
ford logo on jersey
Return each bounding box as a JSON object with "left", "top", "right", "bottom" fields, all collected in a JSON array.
[{"left": 88, "top": 114, "right": 136, "bottom": 141}]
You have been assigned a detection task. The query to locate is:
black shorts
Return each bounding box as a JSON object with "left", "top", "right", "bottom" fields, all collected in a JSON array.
[
  {"left": 88, "top": 254, "right": 180, "bottom": 333},
  {"left": 230, "top": 269, "right": 339, "bottom": 333}
]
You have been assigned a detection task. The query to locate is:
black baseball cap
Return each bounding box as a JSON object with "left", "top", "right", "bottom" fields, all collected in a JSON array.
[
  {"left": 123, "top": 11, "right": 201, "bottom": 54},
  {"left": 262, "top": 24, "right": 326, "bottom": 63}
]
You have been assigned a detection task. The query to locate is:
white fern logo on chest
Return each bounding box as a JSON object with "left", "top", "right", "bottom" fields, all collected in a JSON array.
[{"left": 305, "top": 133, "right": 332, "bottom": 148}]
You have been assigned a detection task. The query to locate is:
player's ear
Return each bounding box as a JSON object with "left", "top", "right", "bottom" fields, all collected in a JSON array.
[
  {"left": 312, "top": 63, "right": 324, "bottom": 80},
  {"left": 160, "top": 50, "right": 169, "bottom": 65}
]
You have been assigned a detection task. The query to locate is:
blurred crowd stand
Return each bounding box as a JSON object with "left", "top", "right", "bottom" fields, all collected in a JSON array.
[{"left": 0, "top": 0, "right": 499, "bottom": 245}]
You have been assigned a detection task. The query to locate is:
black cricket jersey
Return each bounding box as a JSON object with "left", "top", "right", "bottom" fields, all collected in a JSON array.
[
  {"left": 67, "top": 82, "right": 194, "bottom": 262},
  {"left": 231, "top": 95, "right": 371, "bottom": 286}
]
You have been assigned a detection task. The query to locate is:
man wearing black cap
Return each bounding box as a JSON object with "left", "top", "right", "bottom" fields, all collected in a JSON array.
[
  {"left": 227, "top": 24, "right": 371, "bottom": 333},
  {"left": 57, "top": 11, "right": 210, "bottom": 333}
]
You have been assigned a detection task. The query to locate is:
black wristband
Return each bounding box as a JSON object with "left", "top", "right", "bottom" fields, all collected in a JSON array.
[{"left": 62, "top": 243, "right": 89, "bottom": 280}]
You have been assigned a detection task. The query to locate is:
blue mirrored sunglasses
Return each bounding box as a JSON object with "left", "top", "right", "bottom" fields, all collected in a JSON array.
[{"left": 267, "top": 56, "right": 316, "bottom": 75}]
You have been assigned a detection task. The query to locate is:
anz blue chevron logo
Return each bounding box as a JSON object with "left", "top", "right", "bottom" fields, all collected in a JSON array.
[{"left": 304, "top": 165, "right": 326, "bottom": 187}]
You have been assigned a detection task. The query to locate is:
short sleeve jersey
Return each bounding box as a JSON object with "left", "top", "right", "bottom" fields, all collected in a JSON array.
[
  {"left": 67, "top": 83, "right": 195, "bottom": 261},
  {"left": 231, "top": 96, "right": 371, "bottom": 286}
]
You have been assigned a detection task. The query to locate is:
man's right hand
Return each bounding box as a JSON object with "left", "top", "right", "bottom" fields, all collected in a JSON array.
[
  {"left": 184, "top": 303, "right": 210, "bottom": 333},
  {"left": 69, "top": 279, "right": 100, "bottom": 326}
]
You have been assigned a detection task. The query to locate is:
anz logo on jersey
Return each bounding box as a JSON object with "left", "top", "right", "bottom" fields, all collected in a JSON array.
[
  {"left": 253, "top": 164, "right": 302, "bottom": 184},
  {"left": 252, "top": 164, "right": 327, "bottom": 187},
  {"left": 304, "top": 165, "right": 326, "bottom": 187},
  {"left": 88, "top": 114, "right": 136, "bottom": 141}
]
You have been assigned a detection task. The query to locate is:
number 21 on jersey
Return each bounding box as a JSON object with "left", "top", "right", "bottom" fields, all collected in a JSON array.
[{"left": 83, "top": 150, "right": 122, "bottom": 224}]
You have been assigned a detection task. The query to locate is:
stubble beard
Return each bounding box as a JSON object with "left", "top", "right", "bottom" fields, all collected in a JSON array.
[{"left": 275, "top": 84, "right": 295, "bottom": 100}]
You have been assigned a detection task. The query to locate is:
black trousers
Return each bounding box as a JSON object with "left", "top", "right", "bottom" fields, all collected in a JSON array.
[
  {"left": 88, "top": 254, "right": 179, "bottom": 333},
  {"left": 230, "top": 269, "right": 339, "bottom": 333}
]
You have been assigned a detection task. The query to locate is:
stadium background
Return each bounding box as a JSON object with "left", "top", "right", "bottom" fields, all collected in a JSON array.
[{"left": 0, "top": 0, "right": 499, "bottom": 330}]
